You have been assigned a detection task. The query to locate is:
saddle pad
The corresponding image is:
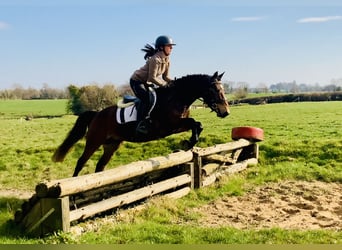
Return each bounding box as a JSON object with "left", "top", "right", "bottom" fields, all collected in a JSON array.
[
  {"left": 116, "top": 105, "right": 138, "bottom": 124},
  {"left": 117, "top": 99, "right": 135, "bottom": 108}
]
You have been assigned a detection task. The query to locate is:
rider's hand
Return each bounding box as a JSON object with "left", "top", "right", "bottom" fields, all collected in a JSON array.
[
  {"left": 162, "top": 82, "right": 171, "bottom": 88},
  {"left": 164, "top": 79, "right": 175, "bottom": 88}
]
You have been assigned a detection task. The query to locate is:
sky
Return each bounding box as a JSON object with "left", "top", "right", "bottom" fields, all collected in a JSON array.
[{"left": 1, "top": 0, "right": 342, "bottom": 90}]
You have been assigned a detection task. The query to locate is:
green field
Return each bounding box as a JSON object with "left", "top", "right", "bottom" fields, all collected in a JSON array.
[
  {"left": 0, "top": 99, "right": 341, "bottom": 243},
  {"left": 0, "top": 99, "right": 69, "bottom": 119}
]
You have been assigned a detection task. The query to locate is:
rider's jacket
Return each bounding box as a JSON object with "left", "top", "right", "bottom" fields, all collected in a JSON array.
[{"left": 131, "top": 51, "right": 172, "bottom": 87}]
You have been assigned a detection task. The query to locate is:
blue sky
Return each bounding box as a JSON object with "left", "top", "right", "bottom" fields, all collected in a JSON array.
[{"left": 1, "top": 0, "right": 342, "bottom": 89}]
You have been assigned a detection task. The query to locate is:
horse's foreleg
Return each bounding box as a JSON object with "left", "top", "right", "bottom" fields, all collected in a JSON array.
[
  {"left": 189, "top": 121, "right": 203, "bottom": 147},
  {"left": 95, "top": 141, "right": 122, "bottom": 173},
  {"left": 176, "top": 118, "right": 203, "bottom": 148}
]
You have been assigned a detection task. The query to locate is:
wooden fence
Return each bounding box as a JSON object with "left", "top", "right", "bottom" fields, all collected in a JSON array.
[{"left": 15, "top": 139, "right": 259, "bottom": 237}]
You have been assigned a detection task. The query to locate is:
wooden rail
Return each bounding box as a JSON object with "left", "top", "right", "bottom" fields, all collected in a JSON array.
[
  {"left": 69, "top": 174, "right": 191, "bottom": 222},
  {"left": 36, "top": 150, "right": 193, "bottom": 198}
]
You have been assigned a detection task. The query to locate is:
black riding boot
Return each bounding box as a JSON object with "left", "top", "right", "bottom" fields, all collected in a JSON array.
[
  {"left": 136, "top": 117, "right": 152, "bottom": 135},
  {"left": 136, "top": 101, "right": 152, "bottom": 135}
]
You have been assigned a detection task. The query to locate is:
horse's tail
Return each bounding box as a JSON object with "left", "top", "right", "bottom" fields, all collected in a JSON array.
[{"left": 52, "top": 111, "right": 97, "bottom": 162}]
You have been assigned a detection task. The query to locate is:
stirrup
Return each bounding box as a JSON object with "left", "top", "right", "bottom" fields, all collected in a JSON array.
[{"left": 136, "top": 119, "right": 151, "bottom": 135}]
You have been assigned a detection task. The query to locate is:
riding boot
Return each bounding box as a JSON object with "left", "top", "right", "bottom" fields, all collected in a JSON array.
[
  {"left": 136, "top": 117, "right": 152, "bottom": 135},
  {"left": 136, "top": 101, "right": 152, "bottom": 135},
  {"left": 136, "top": 89, "right": 153, "bottom": 135}
]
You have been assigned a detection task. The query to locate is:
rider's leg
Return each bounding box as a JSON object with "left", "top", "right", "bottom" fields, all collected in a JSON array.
[
  {"left": 136, "top": 103, "right": 152, "bottom": 134},
  {"left": 130, "top": 79, "right": 151, "bottom": 134}
]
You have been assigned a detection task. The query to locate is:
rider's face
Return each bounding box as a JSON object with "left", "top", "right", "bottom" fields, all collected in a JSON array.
[{"left": 163, "top": 45, "right": 173, "bottom": 56}]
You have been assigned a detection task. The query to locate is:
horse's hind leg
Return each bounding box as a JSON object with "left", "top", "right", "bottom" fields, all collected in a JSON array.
[
  {"left": 73, "top": 141, "right": 102, "bottom": 177},
  {"left": 95, "top": 140, "right": 122, "bottom": 173}
]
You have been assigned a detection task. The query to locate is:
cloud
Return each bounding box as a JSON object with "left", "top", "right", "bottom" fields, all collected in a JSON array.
[
  {"left": 231, "top": 16, "right": 266, "bottom": 22},
  {"left": 297, "top": 16, "right": 342, "bottom": 23},
  {"left": 0, "top": 21, "right": 10, "bottom": 30}
]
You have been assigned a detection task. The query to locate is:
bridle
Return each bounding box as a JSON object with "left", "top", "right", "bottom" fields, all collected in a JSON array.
[{"left": 200, "top": 80, "right": 227, "bottom": 113}]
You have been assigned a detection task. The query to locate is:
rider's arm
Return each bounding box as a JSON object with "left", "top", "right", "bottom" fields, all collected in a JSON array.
[{"left": 162, "top": 61, "right": 172, "bottom": 83}]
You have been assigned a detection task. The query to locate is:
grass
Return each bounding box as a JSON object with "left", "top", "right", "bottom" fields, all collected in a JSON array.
[
  {"left": 0, "top": 99, "right": 341, "bottom": 243},
  {"left": 0, "top": 99, "right": 68, "bottom": 119},
  {"left": 75, "top": 225, "right": 342, "bottom": 244}
]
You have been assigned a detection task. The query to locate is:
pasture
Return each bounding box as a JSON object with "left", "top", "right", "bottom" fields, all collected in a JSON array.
[{"left": 0, "top": 99, "right": 341, "bottom": 243}]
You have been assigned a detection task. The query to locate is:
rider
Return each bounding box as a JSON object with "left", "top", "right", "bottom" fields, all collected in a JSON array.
[{"left": 130, "top": 35, "right": 176, "bottom": 134}]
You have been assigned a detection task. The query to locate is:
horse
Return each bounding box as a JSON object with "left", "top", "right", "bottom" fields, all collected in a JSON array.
[{"left": 52, "top": 71, "right": 230, "bottom": 176}]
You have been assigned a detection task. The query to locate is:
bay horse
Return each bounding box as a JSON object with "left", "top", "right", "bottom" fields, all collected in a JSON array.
[{"left": 52, "top": 72, "right": 230, "bottom": 176}]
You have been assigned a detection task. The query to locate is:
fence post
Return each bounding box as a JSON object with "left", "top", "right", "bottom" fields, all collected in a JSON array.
[
  {"left": 253, "top": 143, "right": 259, "bottom": 159},
  {"left": 192, "top": 152, "right": 202, "bottom": 189},
  {"left": 22, "top": 197, "right": 70, "bottom": 236}
]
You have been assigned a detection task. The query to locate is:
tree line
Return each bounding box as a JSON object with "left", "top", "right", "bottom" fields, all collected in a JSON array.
[
  {"left": 0, "top": 83, "right": 134, "bottom": 100},
  {"left": 2, "top": 80, "right": 341, "bottom": 101},
  {"left": 1, "top": 81, "right": 341, "bottom": 114},
  {"left": 0, "top": 83, "right": 134, "bottom": 115},
  {"left": 0, "top": 83, "right": 69, "bottom": 100},
  {"left": 223, "top": 80, "right": 342, "bottom": 99}
]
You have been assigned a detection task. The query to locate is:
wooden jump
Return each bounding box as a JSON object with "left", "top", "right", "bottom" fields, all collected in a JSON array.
[{"left": 15, "top": 139, "right": 260, "bottom": 236}]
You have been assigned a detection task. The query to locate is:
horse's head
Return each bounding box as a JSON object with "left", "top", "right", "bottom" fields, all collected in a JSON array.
[
  {"left": 165, "top": 72, "right": 230, "bottom": 118},
  {"left": 202, "top": 72, "right": 230, "bottom": 118}
]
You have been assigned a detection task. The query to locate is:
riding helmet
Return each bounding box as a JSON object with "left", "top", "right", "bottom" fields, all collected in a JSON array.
[{"left": 155, "top": 35, "right": 176, "bottom": 49}]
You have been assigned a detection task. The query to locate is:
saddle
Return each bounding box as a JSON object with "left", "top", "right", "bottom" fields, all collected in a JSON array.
[{"left": 116, "top": 87, "right": 156, "bottom": 124}]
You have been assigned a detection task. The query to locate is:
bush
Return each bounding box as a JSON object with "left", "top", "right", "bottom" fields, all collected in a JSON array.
[
  {"left": 234, "top": 87, "right": 248, "bottom": 99},
  {"left": 67, "top": 84, "right": 119, "bottom": 115}
]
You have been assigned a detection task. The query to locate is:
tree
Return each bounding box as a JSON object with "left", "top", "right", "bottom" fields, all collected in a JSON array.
[
  {"left": 11, "top": 84, "right": 24, "bottom": 99},
  {"left": 255, "top": 82, "right": 268, "bottom": 93},
  {"left": 67, "top": 83, "right": 119, "bottom": 115},
  {"left": 67, "top": 85, "right": 84, "bottom": 115},
  {"left": 234, "top": 82, "right": 249, "bottom": 99},
  {"left": 117, "top": 84, "right": 134, "bottom": 96},
  {"left": 223, "top": 81, "right": 234, "bottom": 94}
]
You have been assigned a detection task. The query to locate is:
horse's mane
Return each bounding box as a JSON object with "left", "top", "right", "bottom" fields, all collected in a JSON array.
[
  {"left": 170, "top": 74, "right": 211, "bottom": 91},
  {"left": 174, "top": 74, "right": 210, "bottom": 84},
  {"left": 156, "top": 74, "right": 211, "bottom": 105}
]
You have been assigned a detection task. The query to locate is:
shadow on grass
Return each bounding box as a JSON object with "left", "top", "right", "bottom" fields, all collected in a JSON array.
[{"left": 0, "top": 197, "right": 29, "bottom": 240}]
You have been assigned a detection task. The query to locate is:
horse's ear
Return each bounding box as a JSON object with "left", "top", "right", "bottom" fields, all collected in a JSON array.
[
  {"left": 212, "top": 71, "right": 218, "bottom": 79},
  {"left": 217, "top": 72, "right": 225, "bottom": 81}
]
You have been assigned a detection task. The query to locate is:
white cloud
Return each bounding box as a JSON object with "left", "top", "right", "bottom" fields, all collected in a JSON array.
[
  {"left": 231, "top": 16, "right": 266, "bottom": 22},
  {"left": 297, "top": 16, "right": 342, "bottom": 23},
  {"left": 0, "top": 21, "right": 10, "bottom": 30}
]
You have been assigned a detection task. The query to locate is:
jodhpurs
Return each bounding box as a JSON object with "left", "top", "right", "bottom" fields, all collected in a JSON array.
[{"left": 130, "top": 78, "right": 151, "bottom": 120}]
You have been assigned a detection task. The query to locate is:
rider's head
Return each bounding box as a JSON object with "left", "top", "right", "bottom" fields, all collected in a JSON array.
[
  {"left": 155, "top": 35, "right": 176, "bottom": 56},
  {"left": 142, "top": 35, "right": 176, "bottom": 59}
]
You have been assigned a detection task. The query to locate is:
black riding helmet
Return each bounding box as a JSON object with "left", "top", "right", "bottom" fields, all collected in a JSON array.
[{"left": 155, "top": 35, "right": 176, "bottom": 49}]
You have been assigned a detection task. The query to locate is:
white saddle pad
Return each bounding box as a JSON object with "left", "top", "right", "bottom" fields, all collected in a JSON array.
[{"left": 116, "top": 104, "right": 138, "bottom": 124}]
